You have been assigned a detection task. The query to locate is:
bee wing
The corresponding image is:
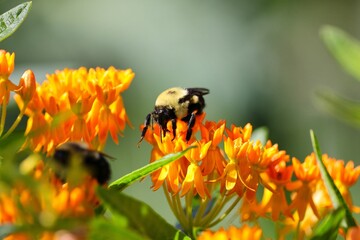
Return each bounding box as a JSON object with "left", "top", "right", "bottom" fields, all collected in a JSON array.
[{"left": 186, "top": 88, "right": 209, "bottom": 96}]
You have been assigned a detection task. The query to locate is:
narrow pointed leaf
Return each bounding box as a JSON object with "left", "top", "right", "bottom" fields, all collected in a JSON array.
[
  {"left": 310, "top": 208, "right": 346, "bottom": 240},
  {"left": 96, "top": 187, "right": 190, "bottom": 240},
  {"left": 109, "top": 146, "right": 195, "bottom": 191},
  {"left": 310, "top": 130, "right": 356, "bottom": 229},
  {"left": 316, "top": 91, "right": 360, "bottom": 128},
  {"left": 321, "top": 25, "right": 360, "bottom": 81},
  {"left": 0, "top": 2, "right": 32, "bottom": 42}
]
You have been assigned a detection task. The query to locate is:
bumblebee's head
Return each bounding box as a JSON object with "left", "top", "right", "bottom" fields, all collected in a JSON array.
[{"left": 152, "top": 107, "right": 176, "bottom": 130}]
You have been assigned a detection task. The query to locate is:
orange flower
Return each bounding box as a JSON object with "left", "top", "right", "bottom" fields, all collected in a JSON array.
[
  {"left": 322, "top": 155, "right": 360, "bottom": 213},
  {"left": 346, "top": 226, "right": 360, "bottom": 240},
  {"left": 198, "top": 224, "right": 263, "bottom": 240},
  {"left": 200, "top": 120, "right": 226, "bottom": 176},
  {"left": 222, "top": 136, "right": 248, "bottom": 196},
  {"left": 146, "top": 124, "right": 190, "bottom": 194},
  {"left": 323, "top": 154, "right": 360, "bottom": 186},
  {"left": 67, "top": 90, "right": 95, "bottom": 142},
  {"left": 292, "top": 153, "right": 320, "bottom": 182},
  {"left": 20, "top": 93, "right": 51, "bottom": 152},
  {"left": 222, "top": 127, "right": 289, "bottom": 201},
  {"left": 0, "top": 50, "right": 18, "bottom": 107},
  {"left": 0, "top": 50, "right": 15, "bottom": 77},
  {"left": 288, "top": 154, "right": 321, "bottom": 221},
  {"left": 0, "top": 194, "right": 17, "bottom": 224},
  {"left": 52, "top": 179, "right": 99, "bottom": 217},
  {"left": 181, "top": 140, "right": 212, "bottom": 199},
  {"left": 245, "top": 160, "right": 293, "bottom": 221},
  {"left": 225, "top": 123, "right": 252, "bottom": 142}
]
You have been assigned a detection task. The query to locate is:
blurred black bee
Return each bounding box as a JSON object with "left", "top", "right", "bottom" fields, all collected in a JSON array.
[
  {"left": 138, "top": 87, "right": 209, "bottom": 145},
  {"left": 53, "top": 142, "right": 111, "bottom": 184}
]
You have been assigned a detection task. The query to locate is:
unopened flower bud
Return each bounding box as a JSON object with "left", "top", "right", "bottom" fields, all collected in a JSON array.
[{"left": 16, "top": 69, "right": 36, "bottom": 103}]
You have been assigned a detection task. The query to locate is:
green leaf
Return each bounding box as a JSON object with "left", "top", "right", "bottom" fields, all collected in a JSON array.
[
  {"left": 96, "top": 187, "right": 191, "bottom": 240},
  {"left": 89, "top": 215, "right": 144, "bottom": 240},
  {"left": 310, "top": 130, "right": 356, "bottom": 229},
  {"left": 0, "top": 2, "right": 32, "bottom": 42},
  {"left": 310, "top": 208, "right": 346, "bottom": 240},
  {"left": 0, "top": 131, "right": 26, "bottom": 163},
  {"left": 109, "top": 146, "right": 195, "bottom": 191},
  {"left": 316, "top": 91, "right": 360, "bottom": 128},
  {"left": 321, "top": 25, "right": 360, "bottom": 81}
]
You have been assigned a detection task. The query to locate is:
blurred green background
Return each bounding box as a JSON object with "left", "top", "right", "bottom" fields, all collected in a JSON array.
[{"left": 1, "top": 0, "right": 360, "bottom": 228}]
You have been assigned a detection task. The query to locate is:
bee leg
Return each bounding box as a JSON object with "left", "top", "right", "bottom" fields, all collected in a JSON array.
[
  {"left": 171, "top": 119, "right": 177, "bottom": 140},
  {"left": 186, "top": 112, "right": 196, "bottom": 141},
  {"left": 137, "top": 113, "right": 151, "bottom": 147}
]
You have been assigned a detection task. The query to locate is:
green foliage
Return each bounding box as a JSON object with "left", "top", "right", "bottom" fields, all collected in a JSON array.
[
  {"left": 0, "top": 2, "right": 32, "bottom": 42},
  {"left": 310, "top": 130, "right": 356, "bottom": 232},
  {"left": 89, "top": 214, "right": 144, "bottom": 240},
  {"left": 318, "top": 25, "right": 360, "bottom": 128},
  {"left": 321, "top": 26, "right": 360, "bottom": 82},
  {"left": 316, "top": 91, "right": 360, "bottom": 129},
  {"left": 310, "top": 208, "right": 346, "bottom": 240},
  {"left": 96, "top": 187, "right": 191, "bottom": 240},
  {"left": 109, "top": 146, "right": 195, "bottom": 191}
]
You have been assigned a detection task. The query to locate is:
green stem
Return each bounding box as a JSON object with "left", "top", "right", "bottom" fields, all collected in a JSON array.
[
  {"left": 199, "top": 192, "right": 227, "bottom": 226},
  {"left": 162, "top": 185, "right": 182, "bottom": 226},
  {"left": 206, "top": 196, "right": 241, "bottom": 228},
  {"left": 185, "top": 188, "right": 194, "bottom": 233},
  {"left": 193, "top": 197, "right": 210, "bottom": 225},
  {"left": 1, "top": 103, "right": 26, "bottom": 140},
  {"left": 172, "top": 192, "right": 188, "bottom": 231},
  {"left": 0, "top": 99, "right": 8, "bottom": 137}
]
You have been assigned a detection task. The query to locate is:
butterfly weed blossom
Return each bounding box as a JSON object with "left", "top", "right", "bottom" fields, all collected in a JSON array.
[
  {"left": 141, "top": 112, "right": 360, "bottom": 238},
  {"left": 17, "top": 66, "right": 134, "bottom": 153},
  {"left": 141, "top": 115, "right": 292, "bottom": 237}
]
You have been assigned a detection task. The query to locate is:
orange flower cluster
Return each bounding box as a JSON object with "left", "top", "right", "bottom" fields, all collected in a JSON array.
[
  {"left": 0, "top": 158, "right": 100, "bottom": 240},
  {"left": 15, "top": 66, "right": 134, "bottom": 153},
  {"left": 141, "top": 115, "right": 360, "bottom": 238},
  {"left": 141, "top": 115, "right": 292, "bottom": 235},
  {"left": 238, "top": 151, "right": 360, "bottom": 238},
  {"left": 144, "top": 117, "right": 288, "bottom": 200},
  {"left": 0, "top": 50, "right": 134, "bottom": 153}
]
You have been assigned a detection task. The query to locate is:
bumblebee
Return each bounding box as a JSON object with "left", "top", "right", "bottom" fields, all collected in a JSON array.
[
  {"left": 53, "top": 142, "right": 111, "bottom": 184},
  {"left": 138, "top": 87, "right": 209, "bottom": 145}
]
